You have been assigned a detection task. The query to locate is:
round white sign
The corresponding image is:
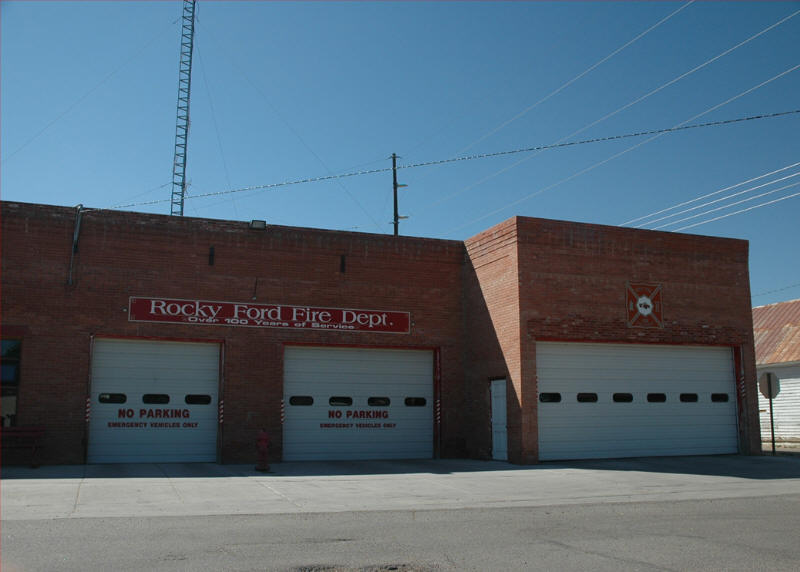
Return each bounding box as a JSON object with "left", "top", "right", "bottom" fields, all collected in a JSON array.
[{"left": 636, "top": 295, "right": 653, "bottom": 316}]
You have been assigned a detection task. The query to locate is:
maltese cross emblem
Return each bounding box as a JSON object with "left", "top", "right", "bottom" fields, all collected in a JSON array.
[{"left": 626, "top": 282, "right": 663, "bottom": 328}]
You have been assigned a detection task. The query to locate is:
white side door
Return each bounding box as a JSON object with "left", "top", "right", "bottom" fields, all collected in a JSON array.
[{"left": 491, "top": 379, "right": 508, "bottom": 461}]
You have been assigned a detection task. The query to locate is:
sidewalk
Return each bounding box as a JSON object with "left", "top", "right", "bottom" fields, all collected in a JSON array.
[
  {"left": 762, "top": 442, "right": 800, "bottom": 456},
  {"left": 3, "top": 456, "right": 800, "bottom": 522}
]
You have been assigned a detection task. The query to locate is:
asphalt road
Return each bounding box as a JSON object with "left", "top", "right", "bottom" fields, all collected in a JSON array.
[
  {"left": 3, "top": 456, "right": 800, "bottom": 571},
  {"left": 4, "top": 496, "right": 800, "bottom": 571}
]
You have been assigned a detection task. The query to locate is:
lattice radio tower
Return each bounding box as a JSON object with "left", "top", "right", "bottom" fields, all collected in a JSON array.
[{"left": 170, "top": 0, "right": 197, "bottom": 216}]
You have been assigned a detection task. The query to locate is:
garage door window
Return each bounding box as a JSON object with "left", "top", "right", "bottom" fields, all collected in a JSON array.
[
  {"left": 613, "top": 393, "right": 633, "bottom": 403},
  {"left": 368, "top": 397, "right": 391, "bottom": 406},
  {"left": 143, "top": 394, "right": 170, "bottom": 404},
  {"left": 647, "top": 393, "right": 667, "bottom": 403},
  {"left": 680, "top": 393, "right": 698, "bottom": 402},
  {"left": 185, "top": 394, "right": 212, "bottom": 405},
  {"left": 99, "top": 393, "right": 127, "bottom": 404},
  {"left": 289, "top": 396, "right": 314, "bottom": 406},
  {"left": 329, "top": 396, "right": 353, "bottom": 406},
  {"left": 576, "top": 393, "right": 598, "bottom": 403},
  {"left": 404, "top": 397, "right": 427, "bottom": 406},
  {"left": 711, "top": 393, "right": 729, "bottom": 403},
  {"left": 539, "top": 393, "right": 561, "bottom": 403}
]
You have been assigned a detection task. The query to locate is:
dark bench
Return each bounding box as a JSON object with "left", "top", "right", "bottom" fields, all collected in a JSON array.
[{"left": 1, "top": 426, "right": 45, "bottom": 467}]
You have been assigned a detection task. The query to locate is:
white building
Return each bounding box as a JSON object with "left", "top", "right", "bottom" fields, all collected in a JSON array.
[{"left": 753, "top": 298, "right": 800, "bottom": 444}]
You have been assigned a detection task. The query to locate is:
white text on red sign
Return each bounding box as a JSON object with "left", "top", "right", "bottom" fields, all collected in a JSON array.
[{"left": 128, "top": 297, "right": 411, "bottom": 334}]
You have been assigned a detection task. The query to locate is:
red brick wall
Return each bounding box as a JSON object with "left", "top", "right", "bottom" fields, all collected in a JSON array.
[
  {"left": 1, "top": 202, "right": 466, "bottom": 464},
  {"left": 463, "top": 220, "right": 538, "bottom": 463},
  {"left": 2, "top": 202, "right": 759, "bottom": 465},
  {"left": 514, "top": 217, "right": 758, "bottom": 454},
  {"left": 463, "top": 216, "right": 759, "bottom": 462}
]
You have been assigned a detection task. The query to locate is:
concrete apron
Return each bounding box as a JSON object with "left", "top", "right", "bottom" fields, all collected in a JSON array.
[{"left": 2, "top": 456, "right": 800, "bottom": 521}]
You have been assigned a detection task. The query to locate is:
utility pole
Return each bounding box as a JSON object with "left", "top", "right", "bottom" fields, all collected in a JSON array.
[
  {"left": 170, "top": 0, "right": 197, "bottom": 216},
  {"left": 392, "top": 153, "right": 399, "bottom": 236},
  {"left": 391, "top": 153, "right": 408, "bottom": 236}
]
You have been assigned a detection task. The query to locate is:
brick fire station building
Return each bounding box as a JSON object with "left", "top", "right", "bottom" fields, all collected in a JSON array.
[{"left": 0, "top": 201, "right": 761, "bottom": 465}]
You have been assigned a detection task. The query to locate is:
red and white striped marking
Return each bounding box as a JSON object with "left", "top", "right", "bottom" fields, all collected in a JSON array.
[
  {"left": 218, "top": 400, "right": 224, "bottom": 424},
  {"left": 280, "top": 399, "right": 285, "bottom": 425},
  {"left": 85, "top": 396, "right": 91, "bottom": 423}
]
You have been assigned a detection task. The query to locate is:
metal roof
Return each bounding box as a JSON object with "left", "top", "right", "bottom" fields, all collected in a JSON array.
[{"left": 752, "top": 298, "right": 800, "bottom": 366}]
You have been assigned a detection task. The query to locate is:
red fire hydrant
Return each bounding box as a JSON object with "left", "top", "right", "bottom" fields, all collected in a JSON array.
[{"left": 255, "top": 428, "right": 270, "bottom": 472}]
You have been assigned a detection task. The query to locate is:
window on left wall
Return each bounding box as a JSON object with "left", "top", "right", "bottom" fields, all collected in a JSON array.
[{"left": 2, "top": 340, "right": 21, "bottom": 427}]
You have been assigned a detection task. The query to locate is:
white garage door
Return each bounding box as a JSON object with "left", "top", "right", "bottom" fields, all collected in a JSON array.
[
  {"left": 88, "top": 338, "right": 220, "bottom": 463},
  {"left": 283, "top": 346, "right": 433, "bottom": 461},
  {"left": 537, "top": 342, "right": 738, "bottom": 460}
]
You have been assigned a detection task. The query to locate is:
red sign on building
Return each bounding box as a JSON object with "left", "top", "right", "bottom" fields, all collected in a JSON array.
[
  {"left": 626, "top": 282, "right": 664, "bottom": 328},
  {"left": 128, "top": 297, "right": 411, "bottom": 334}
]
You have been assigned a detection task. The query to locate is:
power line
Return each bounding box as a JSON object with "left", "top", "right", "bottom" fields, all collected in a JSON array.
[
  {"left": 674, "top": 189, "right": 800, "bottom": 231},
  {"left": 400, "top": 4, "right": 694, "bottom": 165},
  {"left": 108, "top": 7, "right": 800, "bottom": 221},
  {"left": 110, "top": 164, "right": 391, "bottom": 209},
  {"left": 642, "top": 171, "right": 800, "bottom": 229},
  {"left": 454, "top": 1, "right": 696, "bottom": 156},
  {"left": 417, "top": 9, "right": 800, "bottom": 220},
  {"left": 620, "top": 161, "right": 800, "bottom": 226},
  {"left": 108, "top": 181, "right": 172, "bottom": 208},
  {"left": 552, "top": 7, "right": 800, "bottom": 152},
  {"left": 399, "top": 110, "right": 799, "bottom": 172},
  {"left": 109, "top": 109, "right": 800, "bottom": 210},
  {"left": 197, "top": 21, "right": 383, "bottom": 232},
  {"left": 196, "top": 40, "right": 239, "bottom": 218},
  {"left": 2, "top": 17, "right": 179, "bottom": 165},
  {"left": 753, "top": 282, "right": 800, "bottom": 298},
  {"left": 175, "top": 156, "right": 392, "bottom": 216},
  {"left": 442, "top": 61, "right": 800, "bottom": 236},
  {"left": 653, "top": 180, "right": 800, "bottom": 230}
]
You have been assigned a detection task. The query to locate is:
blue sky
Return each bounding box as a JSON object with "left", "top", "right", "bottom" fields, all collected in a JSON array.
[{"left": 2, "top": 1, "right": 799, "bottom": 306}]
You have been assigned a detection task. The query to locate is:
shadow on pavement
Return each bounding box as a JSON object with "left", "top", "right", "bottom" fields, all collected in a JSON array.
[
  {"left": 2, "top": 454, "right": 799, "bottom": 481},
  {"left": 556, "top": 453, "right": 800, "bottom": 480},
  {"left": 0, "top": 459, "right": 524, "bottom": 480}
]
